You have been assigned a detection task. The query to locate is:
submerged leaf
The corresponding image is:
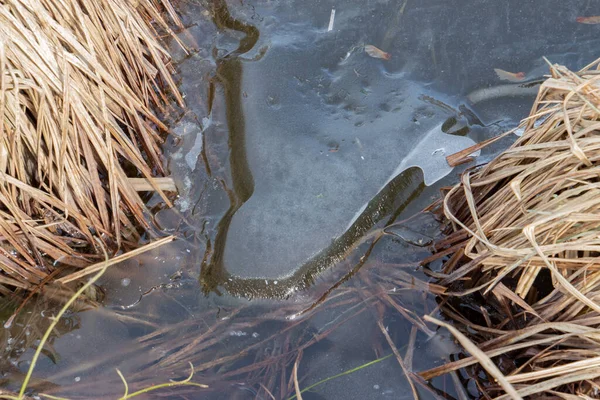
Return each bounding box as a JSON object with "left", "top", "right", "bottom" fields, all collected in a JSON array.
[
  {"left": 576, "top": 16, "right": 600, "bottom": 24},
  {"left": 365, "top": 45, "right": 391, "bottom": 60},
  {"left": 494, "top": 68, "right": 526, "bottom": 82}
]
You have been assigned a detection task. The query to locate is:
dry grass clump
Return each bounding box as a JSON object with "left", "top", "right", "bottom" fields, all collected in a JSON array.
[
  {"left": 421, "top": 58, "right": 600, "bottom": 398},
  {"left": 0, "top": 0, "right": 183, "bottom": 294}
]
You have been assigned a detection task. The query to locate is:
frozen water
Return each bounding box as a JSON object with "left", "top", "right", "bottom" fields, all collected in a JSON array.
[
  {"left": 210, "top": 10, "right": 479, "bottom": 281},
  {"left": 171, "top": 0, "right": 600, "bottom": 289}
]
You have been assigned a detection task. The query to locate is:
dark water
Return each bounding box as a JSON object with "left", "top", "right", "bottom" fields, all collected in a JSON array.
[{"left": 2, "top": 0, "right": 600, "bottom": 398}]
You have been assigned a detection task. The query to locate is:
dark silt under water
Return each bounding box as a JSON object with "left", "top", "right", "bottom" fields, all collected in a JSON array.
[{"left": 2, "top": 0, "right": 600, "bottom": 398}]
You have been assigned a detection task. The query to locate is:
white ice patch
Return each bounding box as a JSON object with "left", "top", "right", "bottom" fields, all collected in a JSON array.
[
  {"left": 515, "top": 113, "right": 549, "bottom": 137},
  {"left": 346, "top": 123, "right": 479, "bottom": 230},
  {"left": 180, "top": 116, "right": 211, "bottom": 171},
  {"left": 514, "top": 126, "right": 525, "bottom": 137},
  {"left": 327, "top": 8, "right": 336, "bottom": 32},
  {"left": 387, "top": 122, "right": 480, "bottom": 187}
]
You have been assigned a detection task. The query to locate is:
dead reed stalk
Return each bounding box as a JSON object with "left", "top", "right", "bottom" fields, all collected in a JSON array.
[
  {"left": 0, "top": 0, "right": 182, "bottom": 294},
  {"left": 422, "top": 58, "right": 600, "bottom": 397}
]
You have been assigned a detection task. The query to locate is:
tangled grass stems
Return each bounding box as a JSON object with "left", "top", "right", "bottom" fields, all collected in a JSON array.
[
  {"left": 18, "top": 240, "right": 112, "bottom": 399},
  {"left": 37, "top": 262, "right": 433, "bottom": 399},
  {"left": 0, "top": 235, "right": 203, "bottom": 400},
  {"left": 0, "top": 0, "right": 183, "bottom": 294},
  {"left": 421, "top": 58, "right": 600, "bottom": 397},
  {"left": 0, "top": 238, "right": 111, "bottom": 400}
]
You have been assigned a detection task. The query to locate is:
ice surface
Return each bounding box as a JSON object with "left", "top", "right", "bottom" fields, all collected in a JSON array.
[
  {"left": 172, "top": 0, "right": 600, "bottom": 285},
  {"left": 216, "top": 24, "right": 478, "bottom": 280}
]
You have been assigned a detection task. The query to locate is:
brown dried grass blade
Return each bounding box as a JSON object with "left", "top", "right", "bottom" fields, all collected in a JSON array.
[
  {"left": 424, "top": 316, "right": 522, "bottom": 399},
  {"left": 427, "top": 58, "right": 600, "bottom": 398},
  {"left": 57, "top": 235, "right": 174, "bottom": 284},
  {"left": 292, "top": 355, "right": 303, "bottom": 400},
  {"left": 128, "top": 177, "right": 177, "bottom": 192},
  {"left": 446, "top": 128, "right": 517, "bottom": 167},
  {"left": 377, "top": 320, "right": 419, "bottom": 399},
  {"left": 0, "top": 0, "right": 183, "bottom": 292}
]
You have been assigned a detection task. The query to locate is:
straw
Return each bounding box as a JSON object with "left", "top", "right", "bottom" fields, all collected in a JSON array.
[
  {"left": 0, "top": 0, "right": 183, "bottom": 292},
  {"left": 421, "top": 58, "right": 600, "bottom": 397}
]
